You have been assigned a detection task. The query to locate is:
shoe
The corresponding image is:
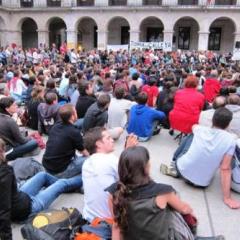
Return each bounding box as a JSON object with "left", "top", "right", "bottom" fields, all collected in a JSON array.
[
  {"left": 160, "top": 164, "right": 178, "bottom": 177},
  {"left": 169, "top": 129, "right": 174, "bottom": 136}
]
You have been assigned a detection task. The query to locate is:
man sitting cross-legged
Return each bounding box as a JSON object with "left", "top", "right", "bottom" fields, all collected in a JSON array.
[
  {"left": 43, "top": 104, "right": 89, "bottom": 178},
  {"left": 161, "top": 107, "right": 240, "bottom": 209},
  {"left": 82, "top": 127, "right": 138, "bottom": 222}
]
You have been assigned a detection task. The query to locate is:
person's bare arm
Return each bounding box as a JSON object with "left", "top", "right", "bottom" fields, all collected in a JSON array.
[
  {"left": 156, "top": 192, "right": 193, "bottom": 215},
  {"left": 124, "top": 134, "right": 138, "bottom": 149},
  {"left": 79, "top": 149, "right": 89, "bottom": 157},
  {"left": 108, "top": 196, "right": 121, "bottom": 240},
  {"left": 220, "top": 154, "right": 240, "bottom": 209}
]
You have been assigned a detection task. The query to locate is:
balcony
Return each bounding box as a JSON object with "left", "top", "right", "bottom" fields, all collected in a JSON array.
[
  {"left": 143, "top": 0, "right": 162, "bottom": 5},
  {"left": 178, "top": 0, "right": 198, "bottom": 5},
  {"left": 77, "top": 0, "right": 94, "bottom": 6},
  {"left": 20, "top": 0, "right": 33, "bottom": 7},
  {"left": 47, "top": 0, "right": 61, "bottom": 7},
  {"left": 214, "top": 0, "right": 236, "bottom": 5},
  {"left": 109, "top": 0, "right": 127, "bottom": 6}
]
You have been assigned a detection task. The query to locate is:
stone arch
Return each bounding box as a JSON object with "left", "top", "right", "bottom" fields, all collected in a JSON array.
[
  {"left": 47, "top": 17, "right": 67, "bottom": 49},
  {"left": 208, "top": 17, "right": 236, "bottom": 52},
  {"left": 173, "top": 16, "right": 200, "bottom": 50},
  {"left": 107, "top": 16, "right": 130, "bottom": 45},
  {"left": 139, "top": 16, "right": 164, "bottom": 42},
  {"left": 20, "top": 18, "right": 38, "bottom": 49},
  {"left": 76, "top": 17, "right": 98, "bottom": 50}
]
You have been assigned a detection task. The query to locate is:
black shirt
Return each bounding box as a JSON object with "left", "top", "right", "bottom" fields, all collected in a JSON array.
[
  {"left": 0, "top": 164, "right": 31, "bottom": 240},
  {"left": 76, "top": 95, "right": 96, "bottom": 119},
  {"left": 42, "top": 122, "right": 84, "bottom": 174}
]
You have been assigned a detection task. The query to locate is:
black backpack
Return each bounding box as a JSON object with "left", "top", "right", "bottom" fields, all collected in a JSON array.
[{"left": 21, "top": 208, "right": 85, "bottom": 240}]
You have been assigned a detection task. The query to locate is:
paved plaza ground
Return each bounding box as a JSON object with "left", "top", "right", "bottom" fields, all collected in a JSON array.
[{"left": 12, "top": 129, "right": 240, "bottom": 239}]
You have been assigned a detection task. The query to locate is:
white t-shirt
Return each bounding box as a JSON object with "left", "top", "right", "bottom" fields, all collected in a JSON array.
[
  {"left": 107, "top": 98, "right": 135, "bottom": 128},
  {"left": 177, "top": 125, "right": 236, "bottom": 187},
  {"left": 82, "top": 153, "right": 119, "bottom": 221}
]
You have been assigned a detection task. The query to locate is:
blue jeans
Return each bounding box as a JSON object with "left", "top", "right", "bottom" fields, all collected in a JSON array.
[
  {"left": 6, "top": 139, "right": 38, "bottom": 161},
  {"left": 54, "top": 155, "right": 86, "bottom": 179},
  {"left": 20, "top": 172, "right": 82, "bottom": 213}
]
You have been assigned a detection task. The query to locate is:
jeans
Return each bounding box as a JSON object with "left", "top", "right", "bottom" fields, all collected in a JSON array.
[
  {"left": 173, "top": 134, "right": 193, "bottom": 162},
  {"left": 20, "top": 172, "right": 82, "bottom": 213},
  {"left": 6, "top": 139, "right": 38, "bottom": 161},
  {"left": 54, "top": 155, "right": 86, "bottom": 179}
]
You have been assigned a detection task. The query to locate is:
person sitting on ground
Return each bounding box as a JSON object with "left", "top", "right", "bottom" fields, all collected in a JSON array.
[
  {"left": 82, "top": 93, "right": 123, "bottom": 139},
  {"left": 43, "top": 104, "right": 88, "bottom": 178},
  {"left": 0, "top": 138, "right": 82, "bottom": 240},
  {"left": 37, "top": 92, "right": 60, "bottom": 135},
  {"left": 107, "top": 87, "right": 135, "bottom": 130},
  {"left": 107, "top": 146, "right": 195, "bottom": 240},
  {"left": 198, "top": 95, "right": 226, "bottom": 127},
  {"left": 82, "top": 127, "right": 138, "bottom": 222},
  {"left": 127, "top": 92, "right": 165, "bottom": 142},
  {"left": 141, "top": 75, "right": 159, "bottom": 107},
  {"left": 0, "top": 97, "right": 38, "bottom": 161},
  {"left": 26, "top": 85, "right": 45, "bottom": 130},
  {"left": 163, "top": 107, "right": 240, "bottom": 209},
  {"left": 169, "top": 75, "right": 205, "bottom": 134}
]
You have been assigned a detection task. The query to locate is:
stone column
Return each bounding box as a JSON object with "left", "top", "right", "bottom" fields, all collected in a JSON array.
[
  {"left": 198, "top": 31, "right": 209, "bottom": 51},
  {"left": 97, "top": 30, "right": 108, "bottom": 50},
  {"left": 95, "top": 0, "right": 108, "bottom": 6},
  {"left": 234, "top": 32, "right": 240, "bottom": 48},
  {"left": 130, "top": 30, "right": 140, "bottom": 43},
  {"left": 37, "top": 30, "right": 49, "bottom": 48},
  {"left": 163, "top": 30, "right": 174, "bottom": 51},
  {"left": 4, "top": 30, "right": 22, "bottom": 46},
  {"left": 66, "top": 30, "right": 77, "bottom": 49}
]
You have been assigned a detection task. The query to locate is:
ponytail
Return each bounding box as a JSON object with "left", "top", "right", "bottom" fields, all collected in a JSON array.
[{"left": 112, "top": 181, "right": 130, "bottom": 233}]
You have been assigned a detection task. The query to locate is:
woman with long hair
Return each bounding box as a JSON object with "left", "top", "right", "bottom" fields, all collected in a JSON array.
[
  {"left": 0, "top": 138, "right": 82, "bottom": 240},
  {"left": 107, "top": 146, "right": 195, "bottom": 240}
]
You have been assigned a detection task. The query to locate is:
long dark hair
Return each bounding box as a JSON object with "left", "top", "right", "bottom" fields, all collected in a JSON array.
[
  {"left": 113, "top": 146, "right": 150, "bottom": 233},
  {"left": 0, "top": 97, "right": 15, "bottom": 115},
  {"left": 0, "top": 138, "right": 6, "bottom": 163}
]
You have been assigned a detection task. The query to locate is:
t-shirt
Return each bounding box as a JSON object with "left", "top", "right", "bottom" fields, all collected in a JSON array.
[
  {"left": 43, "top": 122, "right": 84, "bottom": 173},
  {"left": 142, "top": 85, "right": 159, "bottom": 107},
  {"left": 107, "top": 98, "right": 135, "bottom": 128},
  {"left": 177, "top": 125, "right": 236, "bottom": 187},
  {"left": 82, "top": 153, "right": 119, "bottom": 221}
]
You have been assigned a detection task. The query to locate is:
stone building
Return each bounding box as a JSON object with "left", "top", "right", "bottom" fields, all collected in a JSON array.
[{"left": 0, "top": 0, "right": 240, "bottom": 52}]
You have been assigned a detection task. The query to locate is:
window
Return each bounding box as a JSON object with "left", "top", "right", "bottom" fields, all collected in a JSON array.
[
  {"left": 178, "top": 27, "right": 190, "bottom": 50},
  {"left": 143, "top": 0, "right": 162, "bottom": 5},
  {"left": 121, "top": 26, "right": 130, "bottom": 44},
  {"left": 215, "top": 0, "right": 236, "bottom": 5},
  {"left": 0, "top": 0, "right": 2, "bottom": 5},
  {"left": 47, "top": 0, "right": 61, "bottom": 7},
  {"left": 77, "top": 0, "right": 94, "bottom": 6},
  {"left": 21, "top": 0, "right": 33, "bottom": 7},
  {"left": 146, "top": 27, "right": 163, "bottom": 42},
  {"left": 178, "top": 0, "right": 198, "bottom": 5},
  {"left": 208, "top": 27, "right": 221, "bottom": 51},
  {"left": 109, "top": 0, "right": 127, "bottom": 6}
]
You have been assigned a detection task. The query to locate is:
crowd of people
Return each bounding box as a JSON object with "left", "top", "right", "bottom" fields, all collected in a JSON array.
[{"left": 0, "top": 44, "right": 240, "bottom": 240}]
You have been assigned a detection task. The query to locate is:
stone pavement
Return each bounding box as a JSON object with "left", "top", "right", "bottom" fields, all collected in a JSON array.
[{"left": 12, "top": 129, "right": 240, "bottom": 239}]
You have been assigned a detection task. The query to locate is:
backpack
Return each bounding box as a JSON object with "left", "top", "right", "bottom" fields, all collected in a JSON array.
[
  {"left": 21, "top": 208, "right": 85, "bottom": 240},
  {"left": 130, "top": 84, "right": 139, "bottom": 97}
]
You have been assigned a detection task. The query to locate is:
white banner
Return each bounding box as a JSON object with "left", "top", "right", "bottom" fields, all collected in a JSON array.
[
  {"left": 130, "top": 41, "right": 172, "bottom": 51},
  {"left": 107, "top": 44, "right": 129, "bottom": 52}
]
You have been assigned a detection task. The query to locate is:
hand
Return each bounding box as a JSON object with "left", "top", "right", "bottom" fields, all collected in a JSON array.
[
  {"left": 224, "top": 198, "right": 240, "bottom": 209},
  {"left": 125, "top": 134, "right": 138, "bottom": 149}
]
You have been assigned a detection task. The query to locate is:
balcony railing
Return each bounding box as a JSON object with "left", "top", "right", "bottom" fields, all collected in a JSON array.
[
  {"left": 178, "top": 0, "right": 198, "bottom": 5},
  {"left": 77, "top": 0, "right": 94, "bottom": 6},
  {"left": 21, "top": 0, "right": 33, "bottom": 7},
  {"left": 109, "top": 0, "right": 127, "bottom": 6},
  {"left": 47, "top": 0, "right": 61, "bottom": 7},
  {"left": 143, "top": 0, "right": 162, "bottom": 5}
]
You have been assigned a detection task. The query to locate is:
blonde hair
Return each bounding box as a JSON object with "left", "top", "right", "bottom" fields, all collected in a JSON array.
[
  {"left": 0, "top": 138, "right": 6, "bottom": 163},
  {"left": 31, "top": 85, "right": 44, "bottom": 100}
]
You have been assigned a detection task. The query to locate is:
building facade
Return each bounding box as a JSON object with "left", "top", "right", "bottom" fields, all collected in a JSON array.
[{"left": 0, "top": 0, "right": 240, "bottom": 52}]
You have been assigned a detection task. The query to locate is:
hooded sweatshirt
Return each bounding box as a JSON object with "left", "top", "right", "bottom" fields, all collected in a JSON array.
[
  {"left": 82, "top": 102, "right": 108, "bottom": 133},
  {"left": 127, "top": 104, "right": 165, "bottom": 138},
  {"left": 37, "top": 103, "right": 60, "bottom": 134}
]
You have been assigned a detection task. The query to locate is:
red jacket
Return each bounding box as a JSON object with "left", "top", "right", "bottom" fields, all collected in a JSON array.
[
  {"left": 169, "top": 88, "right": 205, "bottom": 133},
  {"left": 203, "top": 78, "right": 221, "bottom": 103}
]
